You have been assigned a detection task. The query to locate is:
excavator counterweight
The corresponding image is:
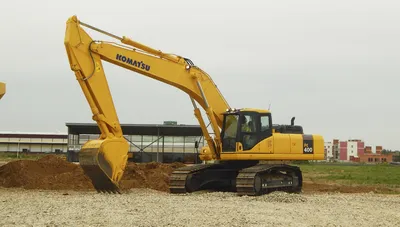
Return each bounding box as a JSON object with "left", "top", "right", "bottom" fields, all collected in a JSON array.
[{"left": 64, "top": 15, "right": 325, "bottom": 196}]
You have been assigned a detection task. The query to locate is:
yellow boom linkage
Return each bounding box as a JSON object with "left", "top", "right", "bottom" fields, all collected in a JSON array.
[{"left": 64, "top": 15, "right": 325, "bottom": 196}]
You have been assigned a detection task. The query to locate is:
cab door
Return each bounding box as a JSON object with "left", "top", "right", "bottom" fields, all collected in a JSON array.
[
  {"left": 258, "top": 113, "right": 273, "bottom": 153},
  {"left": 221, "top": 114, "right": 240, "bottom": 152}
]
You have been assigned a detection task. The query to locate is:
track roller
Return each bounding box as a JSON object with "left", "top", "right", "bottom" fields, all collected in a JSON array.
[{"left": 236, "top": 164, "right": 303, "bottom": 196}]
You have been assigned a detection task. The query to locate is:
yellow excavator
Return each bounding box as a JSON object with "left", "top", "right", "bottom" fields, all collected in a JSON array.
[
  {"left": 64, "top": 15, "right": 325, "bottom": 196},
  {"left": 0, "top": 82, "right": 5, "bottom": 100}
]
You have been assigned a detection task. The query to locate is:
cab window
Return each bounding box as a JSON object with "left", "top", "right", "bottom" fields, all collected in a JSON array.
[
  {"left": 241, "top": 114, "right": 256, "bottom": 132},
  {"left": 223, "top": 115, "right": 239, "bottom": 139},
  {"left": 260, "top": 115, "right": 270, "bottom": 132}
]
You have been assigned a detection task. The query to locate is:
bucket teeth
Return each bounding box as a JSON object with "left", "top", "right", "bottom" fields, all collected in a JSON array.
[{"left": 80, "top": 164, "right": 122, "bottom": 194}]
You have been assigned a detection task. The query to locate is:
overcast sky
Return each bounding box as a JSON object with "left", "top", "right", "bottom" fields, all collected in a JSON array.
[{"left": 0, "top": 0, "right": 399, "bottom": 150}]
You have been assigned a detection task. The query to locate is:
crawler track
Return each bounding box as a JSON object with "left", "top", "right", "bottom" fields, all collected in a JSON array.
[
  {"left": 236, "top": 164, "right": 302, "bottom": 196},
  {"left": 169, "top": 162, "right": 302, "bottom": 196},
  {"left": 169, "top": 164, "right": 218, "bottom": 194}
]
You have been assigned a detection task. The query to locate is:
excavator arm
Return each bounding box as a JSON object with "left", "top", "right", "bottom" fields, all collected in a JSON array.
[
  {"left": 0, "top": 82, "right": 5, "bottom": 100},
  {"left": 64, "top": 15, "right": 230, "bottom": 192}
]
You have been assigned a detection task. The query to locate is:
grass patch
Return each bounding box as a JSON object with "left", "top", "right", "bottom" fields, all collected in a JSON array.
[
  {"left": 297, "top": 163, "right": 400, "bottom": 186},
  {"left": 0, "top": 152, "right": 66, "bottom": 161}
]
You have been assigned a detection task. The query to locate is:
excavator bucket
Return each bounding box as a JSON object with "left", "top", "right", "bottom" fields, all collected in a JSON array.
[{"left": 78, "top": 137, "right": 129, "bottom": 193}]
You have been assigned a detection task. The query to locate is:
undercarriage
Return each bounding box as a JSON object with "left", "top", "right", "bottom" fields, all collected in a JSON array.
[{"left": 168, "top": 161, "right": 303, "bottom": 196}]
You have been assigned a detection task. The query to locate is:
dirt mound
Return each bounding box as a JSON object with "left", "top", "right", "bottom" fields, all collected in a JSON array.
[
  {"left": 0, "top": 155, "right": 94, "bottom": 190},
  {"left": 0, "top": 155, "right": 186, "bottom": 192},
  {"left": 119, "top": 162, "right": 186, "bottom": 192}
]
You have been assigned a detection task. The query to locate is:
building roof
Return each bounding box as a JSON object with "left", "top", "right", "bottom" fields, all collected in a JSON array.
[
  {"left": 0, "top": 131, "right": 68, "bottom": 139},
  {"left": 65, "top": 122, "right": 204, "bottom": 137}
]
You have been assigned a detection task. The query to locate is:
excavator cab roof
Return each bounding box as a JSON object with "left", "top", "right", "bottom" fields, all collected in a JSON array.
[{"left": 224, "top": 108, "right": 270, "bottom": 114}]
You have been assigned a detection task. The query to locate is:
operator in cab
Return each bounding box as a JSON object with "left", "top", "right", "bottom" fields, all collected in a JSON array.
[{"left": 241, "top": 116, "right": 251, "bottom": 132}]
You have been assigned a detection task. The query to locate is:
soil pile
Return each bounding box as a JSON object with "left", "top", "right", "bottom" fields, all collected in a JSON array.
[
  {"left": 0, "top": 155, "right": 94, "bottom": 190},
  {"left": 0, "top": 155, "right": 186, "bottom": 192},
  {"left": 120, "top": 162, "right": 186, "bottom": 192}
]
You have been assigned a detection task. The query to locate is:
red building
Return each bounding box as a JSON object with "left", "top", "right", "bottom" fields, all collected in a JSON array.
[
  {"left": 339, "top": 139, "right": 365, "bottom": 161},
  {"left": 351, "top": 145, "right": 391, "bottom": 163},
  {"left": 359, "top": 153, "right": 393, "bottom": 163}
]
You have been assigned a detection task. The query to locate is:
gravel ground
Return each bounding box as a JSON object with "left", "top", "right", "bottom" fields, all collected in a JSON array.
[{"left": 0, "top": 188, "right": 399, "bottom": 227}]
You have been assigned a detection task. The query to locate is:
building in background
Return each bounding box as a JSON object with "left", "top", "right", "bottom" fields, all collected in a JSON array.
[
  {"left": 359, "top": 152, "right": 393, "bottom": 163},
  {"left": 325, "top": 138, "right": 365, "bottom": 162},
  {"left": 324, "top": 138, "right": 392, "bottom": 163},
  {"left": 332, "top": 139, "right": 340, "bottom": 160},
  {"left": 339, "top": 139, "right": 365, "bottom": 161},
  {"left": 0, "top": 132, "right": 68, "bottom": 153},
  {"left": 324, "top": 142, "right": 333, "bottom": 160},
  {"left": 0, "top": 120, "right": 206, "bottom": 164},
  {"left": 65, "top": 122, "right": 205, "bottom": 164},
  {"left": 358, "top": 145, "right": 392, "bottom": 163}
]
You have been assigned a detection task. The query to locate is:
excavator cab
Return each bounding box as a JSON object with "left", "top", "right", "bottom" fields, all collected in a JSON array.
[{"left": 221, "top": 108, "right": 272, "bottom": 152}]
